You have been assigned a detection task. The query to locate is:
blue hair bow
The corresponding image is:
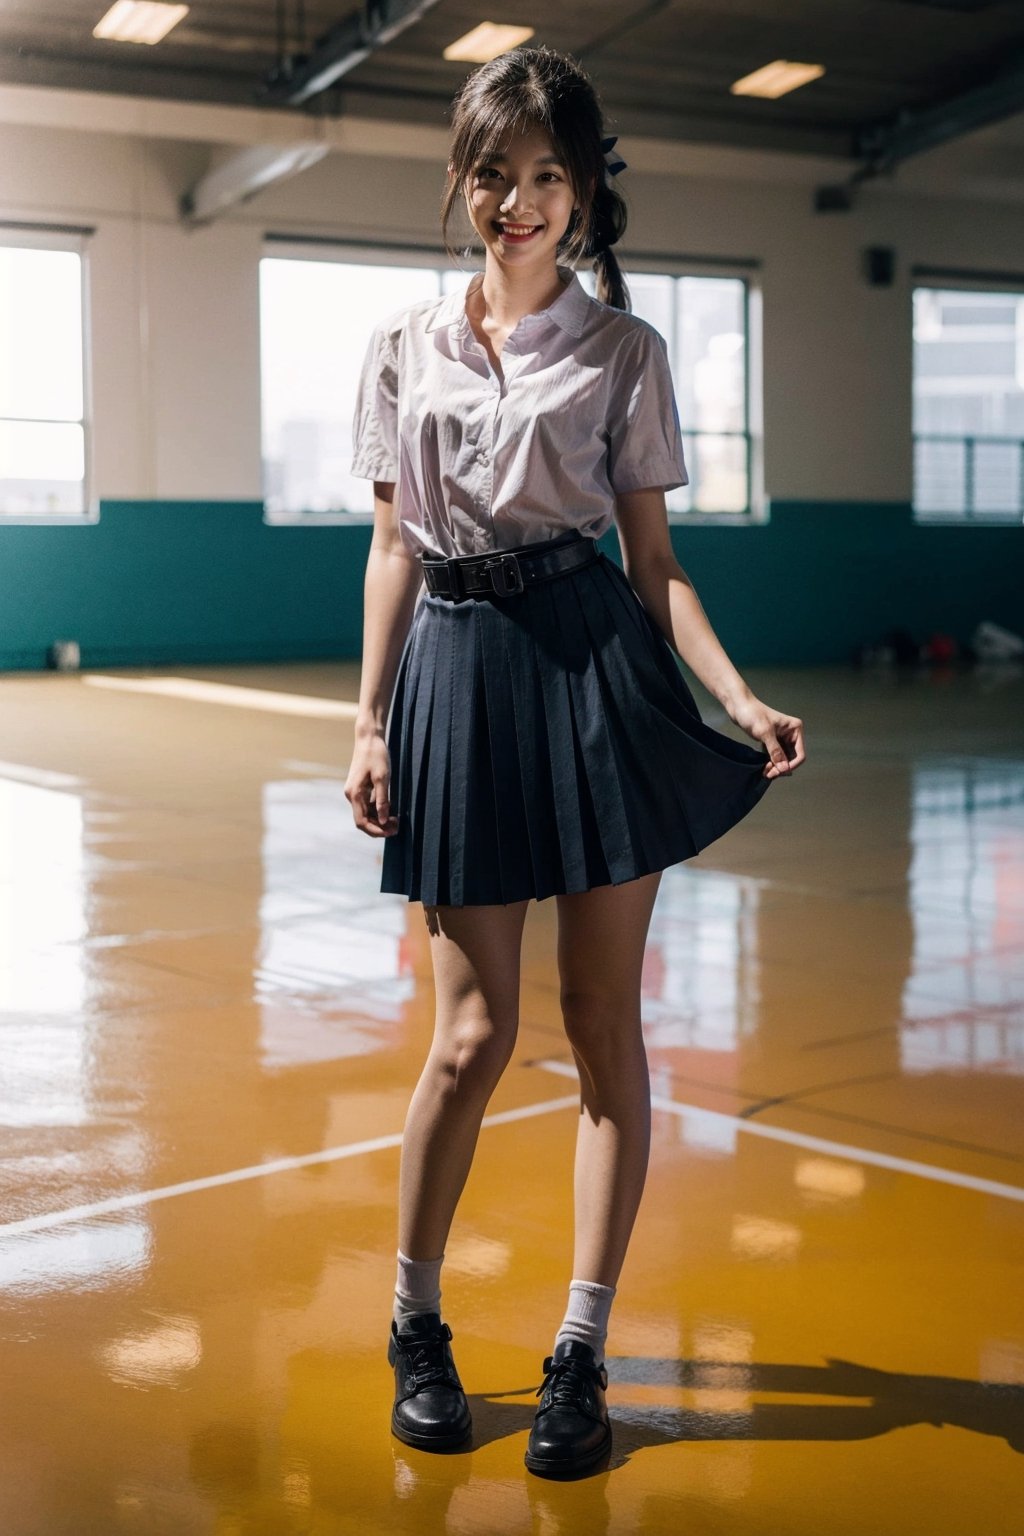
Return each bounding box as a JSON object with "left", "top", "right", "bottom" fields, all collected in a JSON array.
[{"left": 601, "top": 134, "right": 628, "bottom": 181}]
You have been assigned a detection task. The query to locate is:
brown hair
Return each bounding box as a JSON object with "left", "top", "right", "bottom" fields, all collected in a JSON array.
[{"left": 440, "top": 45, "right": 630, "bottom": 311}]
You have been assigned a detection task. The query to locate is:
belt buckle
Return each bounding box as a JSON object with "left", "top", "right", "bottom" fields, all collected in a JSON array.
[
  {"left": 445, "top": 557, "right": 466, "bottom": 601},
  {"left": 481, "top": 553, "right": 525, "bottom": 596}
]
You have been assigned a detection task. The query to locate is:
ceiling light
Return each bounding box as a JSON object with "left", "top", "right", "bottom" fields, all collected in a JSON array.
[
  {"left": 443, "top": 22, "right": 535, "bottom": 63},
  {"left": 93, "top": 2, "right": 189, "bottom": 46},
  {"left": 731, "top": 60, "right": 825, "bottom": 100}
]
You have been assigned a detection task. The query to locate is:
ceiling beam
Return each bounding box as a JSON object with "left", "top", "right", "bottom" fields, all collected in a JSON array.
[
  {"left": 812, "top": 53, "right": 1024, "bottom": 210},
  {"left": 259, "top": 0, "right": 445, "bottom": 107},
  {"left": 853, "top": 54, "right": 1024, "bottom": 178}
]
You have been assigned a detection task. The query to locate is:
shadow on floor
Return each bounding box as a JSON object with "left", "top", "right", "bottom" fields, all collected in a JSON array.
[{"left": 468, "top": 1354, "right": 1024, "bottom": 1465}]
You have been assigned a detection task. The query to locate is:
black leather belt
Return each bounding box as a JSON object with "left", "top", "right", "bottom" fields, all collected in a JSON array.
[{"left": 421, "top": 532, "right": 598, "bottom": 600}]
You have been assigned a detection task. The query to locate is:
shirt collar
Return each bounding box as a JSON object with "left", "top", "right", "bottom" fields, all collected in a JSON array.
[{"left": 424, "top": 264, "right": 589, "bottom": 339}]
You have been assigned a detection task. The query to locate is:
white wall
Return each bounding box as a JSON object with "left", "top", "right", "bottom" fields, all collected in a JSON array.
[{"left": 1, "top": 87, "right": 1022, "bottom": 505}]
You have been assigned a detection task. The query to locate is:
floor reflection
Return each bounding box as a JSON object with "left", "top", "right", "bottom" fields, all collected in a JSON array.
[
  {"left": 902, "top": 760, "right": 1024, "bottom": 1076},
  {"left": 0, "top": 1219, "right": 150, "bottom": 1294},
  {"left": 0, "top": 779, "right": 87, "bottom": 1115},
  {"left": 258, "top": 779, "right": 414, "bottom": 1068},
  {"left": 642, "top": 871, "right": 763, "bottom": 1108}
]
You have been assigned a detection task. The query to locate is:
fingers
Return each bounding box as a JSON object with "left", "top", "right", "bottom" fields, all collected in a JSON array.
[
  {"left": 781, "top": 718, "right": 806, "bottom": 773},
  {"left": 344, "top": 773, "right": 399, "bottom": 837},
  {"left": 762, "top": 717, "right": 805, "bottom": 779},
  {"left": 762, "top": 737, "right": 791, "bottom": 778},
  {"left": 369, "top": 779, "right": 400, "bottom": 836}
]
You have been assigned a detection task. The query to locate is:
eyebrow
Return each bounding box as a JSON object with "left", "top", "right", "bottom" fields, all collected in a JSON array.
[{"left": 478, "top": 152, "right": 565, "bottom": 166}]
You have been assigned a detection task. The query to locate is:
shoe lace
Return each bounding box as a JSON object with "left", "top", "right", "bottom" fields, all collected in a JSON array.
[
  {"left": 398, "top": 1326, "right": 459, "bottom": 1390},
  {"left": 536, "top": 1354, "right": 602, "bottom": 1405}
]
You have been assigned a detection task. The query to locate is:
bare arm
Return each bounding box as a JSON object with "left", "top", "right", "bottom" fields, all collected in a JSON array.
[
  {"left": 345, "top": 482, "right": 425, "bottom": 835},
  {"left": 613, "top": 486, "right": 803, "bottom": 779}
]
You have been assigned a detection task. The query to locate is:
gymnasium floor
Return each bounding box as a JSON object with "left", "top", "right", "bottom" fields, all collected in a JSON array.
[{"left": 0, "top": 659, "right": 1021, "bottom": 1536}]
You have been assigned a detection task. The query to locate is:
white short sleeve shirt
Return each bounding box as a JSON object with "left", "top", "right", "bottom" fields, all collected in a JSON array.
[{"left": 350, "top": 263, "right": 688, "bottom": 559}]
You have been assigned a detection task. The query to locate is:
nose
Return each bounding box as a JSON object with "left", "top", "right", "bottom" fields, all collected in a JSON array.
[{"left": 499, "top": 182, "right": 532, "bottom": 216}]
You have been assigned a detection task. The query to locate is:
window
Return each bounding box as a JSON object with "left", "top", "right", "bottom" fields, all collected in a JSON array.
[
  {"left": 0, "top": 234, "right": 89, "bottom": 517},
  {"left": 913, "top": 283, "right": 1024, "bottom": 523},
  {"left": 260, "top": 254, "right": 449, "bottom": 518},
  {"left": 592, "top": 269, "right": 752, "bottom": 515},
  {"left": 259, "top": 244, "right": 756, "bottom": 519}
]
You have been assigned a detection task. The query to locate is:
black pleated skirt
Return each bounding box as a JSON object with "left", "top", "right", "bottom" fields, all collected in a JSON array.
[{"left": 380, "top": 528, "right": 773, "bottom": 906}]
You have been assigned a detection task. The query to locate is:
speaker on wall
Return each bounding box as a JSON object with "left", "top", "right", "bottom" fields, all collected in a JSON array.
[{"left": 864, "top": 246, "right": 896, "bottom": 286}]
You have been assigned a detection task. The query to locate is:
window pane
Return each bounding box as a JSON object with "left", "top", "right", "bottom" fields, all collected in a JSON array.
[
  {"left": 625, "top": 272, "right": 675, "bottom": 342},
  {"left": 0, "top": 420, "right": 86, "bottom": 514},
  {"left": 586, "top": 269, "right": 750, "bottom": 514},
  {"left": 682, "top": 432, "right": 748, "bottom": 513},
  {"left": 675, "top": 278, "right": 746, "bottom": 436},
  {"left": 913, "top": 286, "right": 1024, "bottom": 520},
  {"left": 914, "top": 437, "right": 965, "bottom": 516},
  {"left": 973, "top": 440, "right": 1024, "bottom": 515},
  {"left": 442, "top": 267, "right": 477, "bottom": 296},
  {"left": 260, "top": 258, "right": 444, "bottom": 515},
  {"left": 0, "top": 248, "right": 83, "bottom": 420}
]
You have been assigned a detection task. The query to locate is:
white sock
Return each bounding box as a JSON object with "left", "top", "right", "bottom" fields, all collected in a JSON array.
[
  {"left": 554, "top": 1279, "right": 617, "bottom": 1365},
  {"left": 393, "top": 1249, "right": 444, "bottom": 1330}
]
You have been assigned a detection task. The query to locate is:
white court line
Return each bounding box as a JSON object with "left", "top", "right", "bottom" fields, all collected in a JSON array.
[
  {"left": 82, "top": 675, "right": 359, "bottom": 719},
  {"left": 0, "top": 1096, "right": 580, "bottom": 1240},
  {"left": 535, "top": 1059, "right": 1024, "bottom": 1203}
]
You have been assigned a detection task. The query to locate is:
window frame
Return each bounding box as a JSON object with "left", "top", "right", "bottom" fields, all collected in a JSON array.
[
  {"left": 910, "top": 266, "right": 1024, "bottom": 527},
  {"left": 260, "top": 235, "right": 763, "bottom": 526},
  {"left": 0, "top": 221, "right": 95, "bottom": 524}
]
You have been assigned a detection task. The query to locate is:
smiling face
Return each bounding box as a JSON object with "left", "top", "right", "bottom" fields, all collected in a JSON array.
[{"left": 461, "top": 122, "right": 579, "bottom": 271}]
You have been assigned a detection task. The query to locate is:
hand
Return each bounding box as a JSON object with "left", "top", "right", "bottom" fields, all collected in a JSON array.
[
  {"left": 726, "top": 695, "right": 805, "bottom": 780},
  {"left": 344, "top": 736, "right": 400, "bottom": 836}
]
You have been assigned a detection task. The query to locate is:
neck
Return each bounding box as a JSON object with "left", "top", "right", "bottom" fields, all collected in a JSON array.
[{"left": 471, "top": 261, "right": 567, "bottom": 330}]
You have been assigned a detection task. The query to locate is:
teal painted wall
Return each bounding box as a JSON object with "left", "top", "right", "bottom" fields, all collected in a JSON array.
[{"left": 0, "top": 499, "right": 1020, "bottom": 672}]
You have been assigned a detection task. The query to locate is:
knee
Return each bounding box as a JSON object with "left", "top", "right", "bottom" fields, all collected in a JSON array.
[
  {"left": 560, "top": 987, "right": 642, "bottom": 1064},
  {"left": 432, "top": 1004, "right": 517, "bottom": 1094}
]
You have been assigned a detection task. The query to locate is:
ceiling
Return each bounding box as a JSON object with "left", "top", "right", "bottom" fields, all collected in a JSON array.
[{"left": 1, "top": 0, "right": 1022, "bottom": 169}]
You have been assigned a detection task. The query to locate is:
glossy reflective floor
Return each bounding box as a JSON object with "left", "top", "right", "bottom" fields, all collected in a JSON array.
[{"left": 1, "top": 660, "right": 1022, "bottom": 1536}]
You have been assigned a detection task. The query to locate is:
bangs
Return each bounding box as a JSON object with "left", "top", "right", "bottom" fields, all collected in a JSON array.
[{"left": 457, "top": 102, "right": 559, "bottom": 179}]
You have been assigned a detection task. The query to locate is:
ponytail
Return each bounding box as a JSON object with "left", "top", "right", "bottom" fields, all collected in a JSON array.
[
  {"left": 580, "top": 167, "right": 630, "bottom": 311},
  {"left": 592, "top": 248, "right": 629, "bottom": 311}
]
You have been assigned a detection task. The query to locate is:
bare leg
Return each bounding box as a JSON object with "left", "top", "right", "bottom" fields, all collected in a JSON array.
[
  {"left": 398, "top": 898, "right": 530, "bottom": 1260},
  {"left": 522, "top": 873, "right": 662, "bottom": 1476},
  {"left": 555, "top": 870, "right": 662, "bottom": 1286}
]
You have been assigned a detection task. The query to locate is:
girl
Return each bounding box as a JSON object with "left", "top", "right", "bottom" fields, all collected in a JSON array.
[{"left": 345, "top": 45, "right": 804, "bottom": 1479}]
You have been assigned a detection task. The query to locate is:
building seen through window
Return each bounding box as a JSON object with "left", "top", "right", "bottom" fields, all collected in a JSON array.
[{"left": 259, "top": 252, "right": 751, "bottom": 519}]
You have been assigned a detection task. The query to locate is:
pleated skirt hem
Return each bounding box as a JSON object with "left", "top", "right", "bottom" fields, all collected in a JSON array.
[{"left": 379, "top": 538, "right": 773, "bottom": 907}]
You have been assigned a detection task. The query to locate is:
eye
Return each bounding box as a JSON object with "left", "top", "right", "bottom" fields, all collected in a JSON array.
[{"left": 475, "top": 166, "right": 500, "bottom": 180}]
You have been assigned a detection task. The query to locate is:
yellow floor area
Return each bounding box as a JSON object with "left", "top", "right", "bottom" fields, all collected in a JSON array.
[{"left": 0, "top": 660, "right": 1021, "bottom": 1535}]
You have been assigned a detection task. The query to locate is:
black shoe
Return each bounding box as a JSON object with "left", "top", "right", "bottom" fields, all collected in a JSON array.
[
  {"left": 388, "top": 1312, "right": 472, "bottom": 1452},
  {"left": 524, "top": 1339, "right": 612, "bottom": 1478}
]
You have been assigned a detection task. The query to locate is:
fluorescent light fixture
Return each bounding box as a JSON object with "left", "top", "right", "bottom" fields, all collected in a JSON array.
[
  {"left": 93, "top": 1, "right": 189, "bottom": 45},
  {"left": 443, "top": 22, "right": 535, "bottom": 63},
  {"left": 731, "top": 60, "right": 825, "bottom": 99}
]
